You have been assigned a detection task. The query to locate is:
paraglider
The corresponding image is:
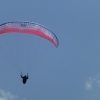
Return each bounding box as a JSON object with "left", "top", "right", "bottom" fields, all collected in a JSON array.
[
  {"left": 0, "top": 21, "right": 59, "bottom": 84},
  {"left": 20, "top": 73, "right": 28, "bottom": 84}
]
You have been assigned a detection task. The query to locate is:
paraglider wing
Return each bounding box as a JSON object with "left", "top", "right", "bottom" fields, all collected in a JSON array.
[{"left": 0, "top": 21, "right": 59, "bottom": 47}]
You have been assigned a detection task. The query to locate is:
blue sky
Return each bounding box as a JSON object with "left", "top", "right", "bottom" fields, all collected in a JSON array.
[{"left": 0, "top": 0, "right": 100, "bottom": 100}]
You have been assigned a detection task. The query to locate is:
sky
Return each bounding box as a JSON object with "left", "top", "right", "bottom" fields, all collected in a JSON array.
[{"left": 0, "top": 0, "right": 100, "bottom": 100}]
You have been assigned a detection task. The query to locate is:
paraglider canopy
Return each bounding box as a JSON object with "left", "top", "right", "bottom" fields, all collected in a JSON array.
[{"left": 0, "top": 21, "right": 59, "bottom": 47}]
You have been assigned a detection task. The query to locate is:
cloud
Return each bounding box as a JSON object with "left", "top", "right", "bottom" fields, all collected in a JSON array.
[
  {"left": 0, "top": 89, "right": 25, "bottom": 100},
  {"left": 84, "top": 73, "right": 100, "bottom": 100},
  {"left": 85, "top": 79, "right": 92, "bottom": 90},
  {"left": 85, "top": 73, "right": 100, "bottom": 91}
]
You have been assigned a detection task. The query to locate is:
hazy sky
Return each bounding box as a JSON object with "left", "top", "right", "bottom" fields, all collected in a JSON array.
[{"left": 0, "top": 0, "right": 100, "bottom": 100}]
